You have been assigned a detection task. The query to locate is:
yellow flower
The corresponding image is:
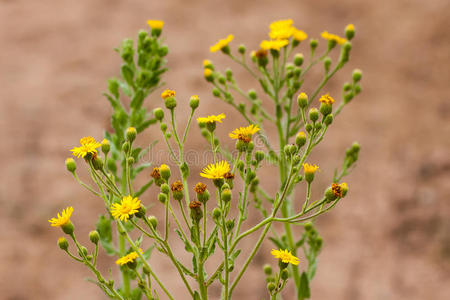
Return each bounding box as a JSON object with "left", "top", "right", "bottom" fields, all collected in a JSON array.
[
  {"left": 147, "top": 20, "right": 164, "bottom": 30},
  {"left": 200, "top": 161, "right": 230, "bottom": 179},
  {"left": 319, "top": 94, "right": 335, "bottom": 104},
  {"left": 110, "top": 195, "right": 141, "bottom": 222},
  {"left": 332, "top": 182, "right": 348, "bottom": 198},
  {"left": 229, "top": 124, "right": 260, "bottom": 142},
  {"left": 303, "top": 163, "right": 319, "bottom": 174},
  {"left": 271, "top": 249, "right": 299, "bottom": 265},
  {"left": 269, "top": 19, "right": 293, "bottom": 31},
  {"left": 210, "top": 34, "right": 234, "bottom": 53},
  {"left": 321, "top": 31, "right": 347, "bottom": 45},
  {"left": 161, "top": 89, "right": 176, "bottom": 99},
  {"left": 260, "top": 39, "right": 289, "bottom": 51},
  {"left": 70, "top": 136, "right": 101, "bottom": 158},
  {"left": 197, "top": 113, "right": 226, "bottom": 124},
  {"left": 292, "top": 28, "right": 308, "bottom": 42},
  {"left": 204, "top": 68, "right": 213, "bottom": 77},
  {"left": 269, "top": 27, "right": 294, "bottom": 40},
  {"left": 115, "top": 249, "right": 143, "bottom": 266},
  {"left": 203, "top": 59, "right": 212, "bottom": 67},
  {"left": 345, "top": 24, "right": 355, "bottom": 32},
  {"left": 49, "top": 206, "right": 74, "bottom": 227}
]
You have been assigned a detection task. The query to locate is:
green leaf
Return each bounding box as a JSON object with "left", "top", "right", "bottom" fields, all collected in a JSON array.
[
  {"left": 298, "top": 272, "right": 311, "bottom": 299},
  {"left": 130, "top": 89, "right": 145, "bottom": 109},
  {"left": 96, "top": 215, "right": 117, "bottom": 255},
  {"left": 131, "top": 287, "right": 143, "bottom": 300},
  {"left": 121, "top": 64, "right": 135, "bottom": 87},
  {"left": 134, "top": 179, "right": 154, "bottom": 197},
  {"left": 136, "top": 118, "right": 157, "bottom": 133}
]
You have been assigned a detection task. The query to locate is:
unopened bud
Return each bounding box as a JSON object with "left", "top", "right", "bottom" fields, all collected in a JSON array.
[
  {"left": 65, "top": 158, "right": 76, "bottom": 173},
  {"left": 58, "top": 237, "right": 69, "bottom": 251},
  {"left": 126, "top": 127, "right": 137, "bottom": 143},
  {"left": 221, "top": 189, "right": 232, "bottom": 202},
  {"left": 147, "top": 216, "right": 158, "bottom": 229},
  {"left": 295, "top": 132, "right": 306, "bottom": 148},
  {"left": 153, "top": 107, "right": 164, "bottom": 121},
  {"left": 297, "top": 92, "right": 308, "bottom": 108},
  {"left": 101, "top": 139, "right": 110, "bottom": 154},
  {"left": 189, "top": 95, "right": 200, "bottom": 110},
  {"left": 309, "top": 108, "right": 319, "bottom": 122},
  {"left": 345, "top": 24, "right": 355, "bottom": 40},
  {"left": 89, "top": 230, "right": 100, "bottom": 244},
  {"left": 294, "top": 53, "right": 304, "bottom": 66}
]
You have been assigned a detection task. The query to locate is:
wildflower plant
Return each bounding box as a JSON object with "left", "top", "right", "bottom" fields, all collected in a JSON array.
[{"left": 50, "top": 18, "right": 362, "bottom": 300}]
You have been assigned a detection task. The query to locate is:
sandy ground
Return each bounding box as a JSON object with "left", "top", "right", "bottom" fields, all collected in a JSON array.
[{"left": 1, "top": 0, "right": 450, "bottom": 299}]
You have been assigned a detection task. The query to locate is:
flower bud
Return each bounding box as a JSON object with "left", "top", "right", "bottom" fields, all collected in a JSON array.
[
  {"left": 324, "top": 57, "right": 332, "bottom": 73},
  {"left": 99, "top": 139, "right": 110, "bottom": 155},
  {"left": 58, "top": 237, "right": 69, "bottom": 251},
  {"left": 171, "top": 180, "right": 184, "bottom": 201},
  {"left": 158, "top": 192, "right": 167, "bottom": 204},
  {"left": 314, "top": 122, "right": 322, "bottom": 131},
  {"left": 160, "top": 183, "right": 170, "bottom": 194},
  {"left": 226, "top": 220, "right": 235, "bottom": 231},
  {"left": 122, "top": 141, "right": 130, "bottom": 153},
  {"left": 189, "top": 201, "right": 203, "bottom": 224},
  {"left": 343, "top": 82, "right": 352, "bottom": 91},
  {"left": 309, "top": 108, "right": 319, "bottom": 122},
  {"left": 189, "top": 95, "right": 200, "bottom": 110},
  {"left": 324, "top": 114, "right": 333, "bottom": 126},
  {"left": 294, "top": 53, "right": 304, "bottom": 66},
  {"left": 160, "top": 122, "right": 168, "bottom": 132},
  {"left": 238, "top": 44, "right": 246, "bottom": 55},
  {"left": 267, "top": 282, "right": 276, "bottom": 293},
  {"left": 310, "top": 39, "right": 318, "bottom": 51},
  {"left": 204, "top": 68, "right": 214, "bottom": 82},
  {"left": 212, "top": 87, "right": 221, "bottom": 97},
  {"left": 255, "top": 151, "right": 265, "bottom": 163},
  {"left": 303, "top": 163, "right": 319, "bottom": 183},
  {"left": 345, "top": 24, "right": 355, "bottom": 40},
  {"left": 263, "top": 264, "right": 272, "bottom": 275},
  {"left": 194, "top": 182, "right": 210, "bottom": 203},
  {"left": 92, "top": 156, "right": 104, "bottom": 170},
  {"left": 153, "top": 107, "right": 164, "bottom": 121},
  {"left": 126, "top": 127, "right": 137, "bottom": 143},
  {"left": 61, "top": 221, "right": 74, "bottom": 235},
  {"left": 354, "top": 84, "right": 362, "bottom": 95},
  {"left": 292, "top": 155, "right": 301, "bottom": 165},
  {"left": 65, "top": 158, "right": 76, "bottom": 173},
  {"left": 212, "top": 207, "right": 222, "bottom": 222},
  {"left": 221, "top": 189, "right": 232, "bottom": 202},
  {"left": 89, "top": 230, "right": 100, "bottom": 244},
  {"left": 143, "top": 265, "right": 151, "bottom": 275},
  {"left": 164, "top": 97, "right": 177, "bottom": 110},
  {"left": 305, "top": 124, "right": 313, "bottom": 133},
  {"left": 295, "top": 132, "right": 306, "bottom": 148},
  {"left": 147, "top": 215, "right": 158, "bottom": 229},
  {"left": 203, "top": 59, "right": 214, "bottom": 70},
  {"left": 160, "top": 164, "right": 171, "bottom": 181},
  {"left": 352, "top": 69, "right": 362, "bottom": 82},
  {"left": 319, "top": 103, "right": 332, "bottom": 116},
  {"left": 78, "top": 246, "right": 88, "bottom": 257},
  {"left": 297, "top": 92, "right": 308, "bottom": 108},
  {"left": 127, "top": 157, "right": 134, "bottom": 165},
  {"left": 281, "top": 269, "right": 289, "bottom": 280}
]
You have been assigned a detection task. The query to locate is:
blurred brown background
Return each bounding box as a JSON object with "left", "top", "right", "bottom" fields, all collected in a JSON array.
[{"left": 1, "top": 0, "right": 450, "bottom": 299}]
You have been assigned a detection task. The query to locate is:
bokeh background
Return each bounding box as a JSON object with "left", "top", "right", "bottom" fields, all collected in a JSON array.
[{"left": 1, "top": 0, "right": 449, "bottom": 299}]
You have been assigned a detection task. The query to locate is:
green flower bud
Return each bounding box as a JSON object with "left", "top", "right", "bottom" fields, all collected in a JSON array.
[
  {"left": 225, "top": 69, "right": 233, "bottom": 81},
  {"left": 160, "top": 164, "right": 171, "bottom": 181},
  {"left": 158, "top": 192, "right": 167, "bottom": 203},
  {"left": 78, "top": 246, "right": 88, "bottom": 257},
  {"left": 281, "top": 269, "right": 289, "bottom": 280},
  {"left": 203, "top": 59, "right": 214, "bottom": 70},
  {"left": 304, "top": 222, "right": 313, "bottom": 232},
  {"left": 221, "top": 189, "right": 232, "bottom": 202},
  {"left": 161, "top": 183, "right": 170, "bottom": 194},
  {"left": 309, "top": 108, "right": 319, "bottom": 122},
  {"left": 354, "top": 84, "right": 362, "bottom": 95},
  {"left": 294, "top": 53, "right": 304, "bottom": 66},
  {"left": 255, "top": 151, "right": 265, "bottom": 163},
  {"left": 189, "top": 95, "right": 200, "bottom": 110},
  {"left": 295, "top": 131, "right": 306, "bottom": 147},
  {"left": 61, "top": 221, "right": 74, "bottom": 235},
  {"left": 89, "top": 230, "right": 100, "bottom": 244},
  {"left": 226, "top": 219, "right": 235, "bottom": 231},
  {"left": 143, "top": 265, "right": 151, "bottom": 275},
  {"left": 206, "top": 121, "right": 216, "bottom": 132},
  {"left": 324, "top": 57, "right": 332, "bottom": 73},
  {"left": 292, "top": 155, "right": 301, "bottom": 165},
  {"left": 218, "top": 75, "right": 226, "bottom": 85},
  {"left": 267, "top": 282, "right": 276, "bottom": 293},
  {"left": 319, "top": 102, "right": 332, "bottom": 116},
  {"left": 100, "top": 139, "right": 110, "bottom": 155},
  {"left": 325, "top": 186, "right": 338, "bottom": 202},
  {"left": 305, "top": 124, "right": 313, "bottom": 133},
  {"left": 212, "top": 87, "right": 221, "bottom": 97},
  {"left": 197, "top": 189, "right": 210, "bottom": 203},
  {"left": 160, "top": 122, "right": 168, "bottom": 132},
  {"left": 213, "top": 178, "right": 224, "bottom": 189},
  {"left": 314, "top": 122, "right": 322, "bottom": 131},
  {"left": 201, "top": 129, "right": 210, "bottom": 139},
  {"left": 212, "top": 207, "right": 222, "bottom": 221},
  {"left": 238, "top": 44, "right": 246, "bottom": 55},
  {"left": 122, "top": 141, "right": 130, "bottom": 153},
  {"left": 65, "top": 158, "right": 76, "bottom": 173},
  {"left": 352, "top": 69, "right": 362, "bottom": 82},
  {"left": 189, "top": 201, "right": 203, "bottom": 224},
  {"left": 263, "top": 264, "right": 273, "bottom": 276},
  {"left": 127, "top": 157, "right": 134, "bottom": 165},
  {"left": 164, "top": 97, "right": 177, "bottom": 110},
  {"left": 159, "top": 45, "right": 169, "bottom": 57},
  {"left": 236, "top": 160, "right": 244, "bottom": 171},
  {"left": 345, "top": 24, "right": 355, "bottom": 40},
  {"left": 153, "top": 107, "right": 164, "bottom": 121},
  {"left": 294, "top": 67, "right": 302, "bottom": 77},
  {"left": 248, "top": 89, "right": 257, "bottom": 100},
  {"left": 92, "top": 156, "right": 104, "bottom": 170},
  {"left": 171, "top": 180, "right": 184, "bottom": 201},
  {"left": 344, "top": 92, "right": 354, "bottom": 104},
  {"left": 297, "top": 92, "right": 308, "bottom": 108},
  {"left": 58, "top": 237, "right": 69, "bottom": 251},
  {"left": 343, "top": 82, "right": 352, "bottom": 91},
  {"left": 147, "top": 216, "right": 158, "bottom": 229},
  {"left": 126, "top": 127, "right": 137, "bottom": 143},
  {"left": 310, "top": 39, "right": 318, "bottom": 51},
  {"left": 324, "top": 114, "right": 334, "bottom": 126}
]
